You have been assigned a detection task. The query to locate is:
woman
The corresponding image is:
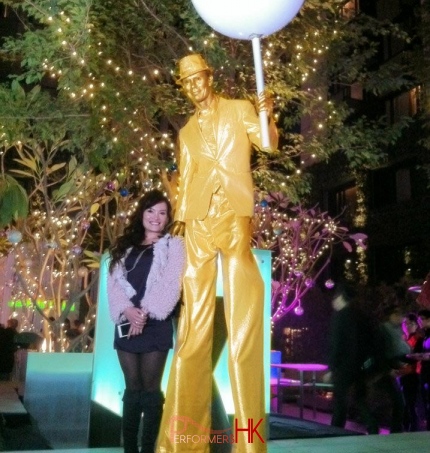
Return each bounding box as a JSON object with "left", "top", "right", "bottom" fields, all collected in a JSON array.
[{"left": 107, "top": 190, "right": 185, "bottom": 453}]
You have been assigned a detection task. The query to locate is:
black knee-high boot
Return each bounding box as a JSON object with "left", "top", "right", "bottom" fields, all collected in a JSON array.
[
  {"left": 140, "top": 391, "right": 164, "bottom": 453},
  {"left": 122, "top": 390, "right": 143, "bottom": 453}
]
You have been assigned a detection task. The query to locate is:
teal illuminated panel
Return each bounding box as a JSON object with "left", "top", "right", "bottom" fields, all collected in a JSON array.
[
  {"left": 92, "top": 249, "right": 271, "bottom": 416},
  {"left": 25, "top": 352, "right": 93, "bottom": 448}
]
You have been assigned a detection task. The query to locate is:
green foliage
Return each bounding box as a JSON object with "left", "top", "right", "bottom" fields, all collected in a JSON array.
[
  {"left": 0, "top": 0, "right": 421, "bottom": 194},
  {"left": 0, "top": 174, "right": 28, "bottom": 227}
]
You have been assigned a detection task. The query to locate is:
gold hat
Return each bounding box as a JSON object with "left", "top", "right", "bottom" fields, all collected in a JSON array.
[{"left": 176, "top": 54, "right": 212, "bottom": 85}]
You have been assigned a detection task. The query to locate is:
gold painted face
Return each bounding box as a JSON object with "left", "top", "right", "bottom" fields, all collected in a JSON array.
[{"left": 181, "top": 70, "right": 213, "bottom": 107}]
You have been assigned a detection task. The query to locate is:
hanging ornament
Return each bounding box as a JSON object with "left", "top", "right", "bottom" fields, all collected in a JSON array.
[
  {"left": 293, "top": 269, "right": 303, "bottom": 277},
  {"left": 325, "top": 279, "right": 335, "bottom": 289},
  {"left": 169, "top": 163, "right": 178, "bottom": 172},
  {"left": 119, "top": 188, "right": 129, "bottom": 197},
  {"left": 117, "top": 211, "right": 127, "bottom": 220},
  {"left": 143, "top": 179, "right": 153, "bottom": 190},
  {"left": 273, "top": 221, "right": 283, "bottom": 236},
  {"left": 106, "top": 181, "right": 115, "bottom": 191},
  {"left": 304, "top": 278, "right": 314, "bottom": 288},
  {"left": 71, "top": 245, "right": 83, "bottom": 255},
  {"left": 80, "top": 220, "right": 91, "bottom": 230},
  {"left": 294, "top": 304, "right": 304, "bottom": 316},
  {"left": 77, "top": 266, "right": 88, "bottom": 278},
  {"left": 260, "top": 200, "right": 268, "bottom": 208},
  {"left": 6, "top": 230, "right": 22, "bottom": 244}
]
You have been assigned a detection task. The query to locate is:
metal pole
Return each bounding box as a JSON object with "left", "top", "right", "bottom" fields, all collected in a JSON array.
[{"left": 251, "top": 35, "right": 270, "bottom": 150}]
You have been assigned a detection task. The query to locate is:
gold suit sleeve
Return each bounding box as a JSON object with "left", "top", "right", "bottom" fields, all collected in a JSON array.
[{"left": 174, "top": 134, "right": 196, "bottom": 222}]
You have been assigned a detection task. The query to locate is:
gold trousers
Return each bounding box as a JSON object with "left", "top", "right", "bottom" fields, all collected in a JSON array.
[{"left": 157, "top": 193, "right": 266, "bottom": 453}]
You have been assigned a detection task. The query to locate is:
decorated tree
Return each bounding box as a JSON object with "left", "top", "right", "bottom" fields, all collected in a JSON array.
[
  {"left": 0, "top": 82, "right": 165, "bottom": 351},
  {"left": 252, "top": 191, "right": 367, "bottom": 324},
  {"left": 0, "top": 0, "right": 421, "bottom": 346},
  {"left": 0, "top": 0, "right": 416, "bottom": 196}
]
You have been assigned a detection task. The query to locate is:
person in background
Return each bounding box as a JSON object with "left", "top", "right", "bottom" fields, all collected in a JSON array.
[
  {"left": 73, "top": 319, "right": 84, "bottom": 334},
  {"left": 157, "top": 53, "right": 278, "bottom": 453},
  {"left": 417, "top": 309, "right": 430, "bottom": 430},
  {"left": 399, "top": 313, "right": 423, "bottom": 431},
  {"left": 6, "top": 318, "right": 18, "bottom": 333},
  {"left": 376, "top": 303, "right": 410, "bottom": 433},
  {"left": 63, "top": 317, "right": 76, "bottom": 341},
  {"left": 108, "top": 190, "right": 185, "bottom": 453},
  {"left": 324, "top": 282, "right": 378, "bottom": 433},
  {"left": 0, "top": 319, "right": 18, "bottom": 380}
]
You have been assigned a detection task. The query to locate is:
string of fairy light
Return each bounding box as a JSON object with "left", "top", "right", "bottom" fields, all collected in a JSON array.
[
  {"left": 0, "top": 170, "right": 164, "bottom": 351},
  {"left": 0, "top": 2, "right": 360, "bottom": 342},
  {"left": 4, "top": 241, "right": 95, "bottom": 352},
  {"left": 253, "top": 196, "right": 363, "bottom": 328},
  {"left": 1, "top": 1, "right": 347, "bottom": 169},
  {"left": 38, "top": 8, "right": 178, "bottom": 178},
  {"left": 35, "top": 3, "right": 338, "bottom": 171}
]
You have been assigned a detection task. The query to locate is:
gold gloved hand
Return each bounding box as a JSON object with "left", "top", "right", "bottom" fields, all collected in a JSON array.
[
  {"left": 170, "top": 220, "right": 185, "bottom": 237},
  {"left": 255, "top": 91, "right": 274, "bottom": 118}
]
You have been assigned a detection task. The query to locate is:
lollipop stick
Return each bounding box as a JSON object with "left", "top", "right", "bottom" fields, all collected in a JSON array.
[{"left": 251, "top": 35, "right": 270, "bottom": 150}]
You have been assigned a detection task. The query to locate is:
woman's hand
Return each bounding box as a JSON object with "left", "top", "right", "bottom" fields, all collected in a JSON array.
[
  {"left": 123, "top": 307, "right": 147, "bottom": 337},
  {"left": 128, "top": 323, "right": 144, "bottom": 337}
]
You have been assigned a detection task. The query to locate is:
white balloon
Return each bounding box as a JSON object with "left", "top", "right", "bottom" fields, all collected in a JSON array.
[{"left": 191, "top": 0, "right": 305, "bottom": 39}]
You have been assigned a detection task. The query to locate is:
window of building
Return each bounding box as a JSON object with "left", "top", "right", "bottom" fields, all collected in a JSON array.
[
  {"left": 371, "top": 167, "right": 396, "bottom": 208},
  {"left": 386, "top": 88, "right": 419, "bottom": 124},
  {"left": 350, "top": 82, "right": 363, "bottom": 101},
  {"left": 327, "top": 183, "right": 358, "bottom": 222},
  {"left": 371, "top": 164, "right": 415, "bottom": 208},
  {"left": 396, "top": 168, "right": 411, "bottom": 202},
  {"left": 341, "top": 1, "right": 359, "bottom": 18}
]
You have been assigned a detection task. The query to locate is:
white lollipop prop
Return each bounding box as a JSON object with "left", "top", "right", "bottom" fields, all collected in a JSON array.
[{"left": 191, "top": 0, "right": 305, "bottom": 149}]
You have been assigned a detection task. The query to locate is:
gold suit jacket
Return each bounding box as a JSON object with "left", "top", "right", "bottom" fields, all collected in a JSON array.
[{"left": 175, "top": 96, "right": 278, "bottom": 221}]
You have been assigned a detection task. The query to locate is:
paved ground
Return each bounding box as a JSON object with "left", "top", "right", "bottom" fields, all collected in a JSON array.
[
  {"left": 1, "top": 383, "right": 428, "bottom": 452},
  {"left": 3, "top": 432, "right": 430, "bottom": 453},
  {"left": 0, "top": 414, "right": 51, "bottom": 451}
]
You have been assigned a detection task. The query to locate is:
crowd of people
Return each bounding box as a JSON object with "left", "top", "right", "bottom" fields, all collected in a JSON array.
[{"left": 326, "top": 281, "right": 430, "bottom": 434}]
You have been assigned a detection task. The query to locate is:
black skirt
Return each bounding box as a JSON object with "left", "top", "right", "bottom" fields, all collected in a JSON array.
[{"left": 114, "top": 317, "right": 173, "bottom": 353}]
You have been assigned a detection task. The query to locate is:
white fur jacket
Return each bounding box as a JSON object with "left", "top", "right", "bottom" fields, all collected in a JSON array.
[{"left": 107, "top": 234, "right": 185, "bottom": 324}]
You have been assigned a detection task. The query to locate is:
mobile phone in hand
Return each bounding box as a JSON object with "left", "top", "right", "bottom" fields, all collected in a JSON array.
[{"left": 117, "top": 322, "right": 131, "bottom": 338}]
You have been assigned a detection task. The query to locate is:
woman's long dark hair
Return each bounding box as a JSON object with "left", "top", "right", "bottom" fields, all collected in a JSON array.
[{"left": 109, "top": 189, "right": 172, "bottom": 273}]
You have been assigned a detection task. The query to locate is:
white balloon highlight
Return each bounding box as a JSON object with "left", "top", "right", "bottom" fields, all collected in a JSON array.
[{"left": 191, "top": 0, "right": 305, "bottom": 39}]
